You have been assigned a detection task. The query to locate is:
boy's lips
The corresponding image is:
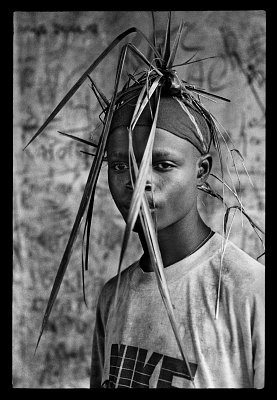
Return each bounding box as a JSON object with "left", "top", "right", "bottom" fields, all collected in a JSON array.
[{"left": 123, "top": 198, "right": 157, "bottom": 213}]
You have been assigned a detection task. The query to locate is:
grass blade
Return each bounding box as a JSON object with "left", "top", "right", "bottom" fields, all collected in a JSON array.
[
  {"left": 151, "top": 11, "right": 162, "bottom": 68},
  {"left": 257, "top": 251, "right": 265, "bottom": 260},
  {"left": 185, "top": 86, "right": 231, "bottom": 102},
  {"left": 210, "top": 173, "right": 244, "bottom": 211},
  {"left": 162, "top": 11, "right": 172, "bottom": 66},
  {"left": 151, "top": 11, "right": 157, "bottom": 49},
  {"left": 197, "top": 181, "right": 225, "bottom": 204},
  {"left": 87, "top": 75, "right": 109, "bottom": 110},
  {"left": 83, "top": 187, "right": 96, "bottom": 272},
  {"left": 231, "top": 148, "right": 254, "bottom": 187},
  {"left": 166, "top": 20, "right": 184, "bottom": 68},
  {"left": 177, "top": 55, "right": 218, "bottom": 66},
  {"left": 57, "top": 131, "right": 98, "bottom": 148},
  {"left": 227, "top": 205, "right": 264, "bottom": 235},
  {"left": 172, "top": 49, "right": 198, "bottom": 67},
  {"left": 174, "top": 97, "right": 206, "bottom": 151},
  {"left": 128, "top": 43, "right": 163, "bottom": 76},
  {"left": 215, "top": 207, "right": 238, "bottom": 319},
  {"left": 81, "top": 186, "right": 96, "bottom": 307},
  {"left": 130, "top": 77, "right": 161, "bottom": 130}
]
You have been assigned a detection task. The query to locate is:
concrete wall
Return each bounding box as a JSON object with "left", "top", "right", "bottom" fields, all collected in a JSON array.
[{"left": 13, "top": 11, "right": 265, "bottom": 387}]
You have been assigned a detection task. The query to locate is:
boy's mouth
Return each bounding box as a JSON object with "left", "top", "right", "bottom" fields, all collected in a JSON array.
[
  {"left": 122, "top": 198, "right": 157, "bottom": 214},
  {"left": 146, "top": 195, "right": 157, "bottom": 211}
]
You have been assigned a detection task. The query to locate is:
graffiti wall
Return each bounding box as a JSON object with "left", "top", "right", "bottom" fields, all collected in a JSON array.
[{"left": 13, "top": 11, "right": 265, "bottom": 388}]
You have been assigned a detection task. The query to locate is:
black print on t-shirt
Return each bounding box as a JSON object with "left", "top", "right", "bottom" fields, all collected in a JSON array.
[{"left": 106, "top": 343, "right": 198, "bottom": 388}]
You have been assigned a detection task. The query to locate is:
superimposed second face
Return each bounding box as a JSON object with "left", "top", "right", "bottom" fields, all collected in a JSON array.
[{"left": 107, "top": 125, "right": 201, "bottom": 232}]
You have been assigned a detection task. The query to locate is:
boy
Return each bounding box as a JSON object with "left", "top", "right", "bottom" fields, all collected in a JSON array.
[{"left": 89, "top": 91, "right": 265, "bottom": 389}]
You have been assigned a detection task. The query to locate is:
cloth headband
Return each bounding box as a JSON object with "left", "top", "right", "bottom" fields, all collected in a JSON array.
[{"left": 110, "top": 93, "right": 212, "bottom": 155}]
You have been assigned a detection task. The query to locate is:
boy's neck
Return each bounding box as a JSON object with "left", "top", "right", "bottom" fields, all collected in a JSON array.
[{"left": 138, "top": 211, "right": 211, "bottom": 272}]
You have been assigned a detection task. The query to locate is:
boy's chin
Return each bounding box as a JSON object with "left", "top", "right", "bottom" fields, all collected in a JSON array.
[
  {"left": 121, "top": 210, "right": 159, "bottom": 233},
  {"left": 130, "top": 217, "right": 159, "bottom": 234},
  {"left": 132, "top": 219, "right": 143, "bottom": 233}
]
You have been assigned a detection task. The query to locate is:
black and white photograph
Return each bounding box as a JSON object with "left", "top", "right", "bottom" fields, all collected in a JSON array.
[{"left": 13, "top": 10, "right": 265, "bottom": 389}]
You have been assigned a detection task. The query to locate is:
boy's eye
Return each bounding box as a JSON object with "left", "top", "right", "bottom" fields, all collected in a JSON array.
[
  {"left": 111, "top": 162, "right": 129, "bottom": 172},
  {"left": 154, "top": 161, "right": 175, "bottom": 171}
]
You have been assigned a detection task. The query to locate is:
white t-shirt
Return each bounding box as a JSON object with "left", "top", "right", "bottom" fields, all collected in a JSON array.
[{"left": 90, "top": 232, "right": 265, "bottom": 388}]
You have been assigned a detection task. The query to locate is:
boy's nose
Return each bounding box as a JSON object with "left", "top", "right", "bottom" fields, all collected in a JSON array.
[
  {"left": 145, "top": 182, "right": 152, "bottom": 191},
  {"left": 126, "top": 181, "right": 152, "bottom": 192}
]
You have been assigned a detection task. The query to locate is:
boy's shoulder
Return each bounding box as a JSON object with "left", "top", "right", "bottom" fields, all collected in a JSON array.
[
  {"left": 224, "top": 238, "right": 264, "bottom": 273},
  {"left": 220, "top": 237, "right": 264, "bottom": 294},
  {"left": 210, "top": 232, "right": 264, "bottom": 272},
  {"left": 97, "top": 261, "right": 139, "bottom": 307}
]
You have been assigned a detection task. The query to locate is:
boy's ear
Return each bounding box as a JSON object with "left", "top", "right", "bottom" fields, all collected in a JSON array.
[{"left": 196, "top": 153, "right": 212, "bottom": 184}]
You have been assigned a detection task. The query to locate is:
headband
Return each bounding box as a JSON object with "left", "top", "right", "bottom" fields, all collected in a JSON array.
[{"left": 110, "top": 93, "right": 212, "bottom": 155}]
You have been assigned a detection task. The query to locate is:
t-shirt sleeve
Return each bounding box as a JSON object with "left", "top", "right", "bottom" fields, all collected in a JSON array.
[{"left": 90, "top": 297, "right": 105, "bottom": 388}]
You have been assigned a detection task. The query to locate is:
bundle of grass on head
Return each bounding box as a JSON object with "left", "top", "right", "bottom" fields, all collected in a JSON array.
[{"left": 25, "top": 11, "right": 265, "bottom": 389}]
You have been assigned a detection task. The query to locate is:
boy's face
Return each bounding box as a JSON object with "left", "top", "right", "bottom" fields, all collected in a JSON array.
[{"left": 107, "top": 126, "right": 202, "bottom": 232}]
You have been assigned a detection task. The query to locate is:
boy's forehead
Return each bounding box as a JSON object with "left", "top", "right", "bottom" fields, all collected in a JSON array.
[{"left": 107, "top": 126, "right": 198, "bottom": 158}]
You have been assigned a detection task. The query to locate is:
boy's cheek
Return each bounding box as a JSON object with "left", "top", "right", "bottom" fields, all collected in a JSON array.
[{"left": 108, "top": 172, "right": 123, "bottom": 193}]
